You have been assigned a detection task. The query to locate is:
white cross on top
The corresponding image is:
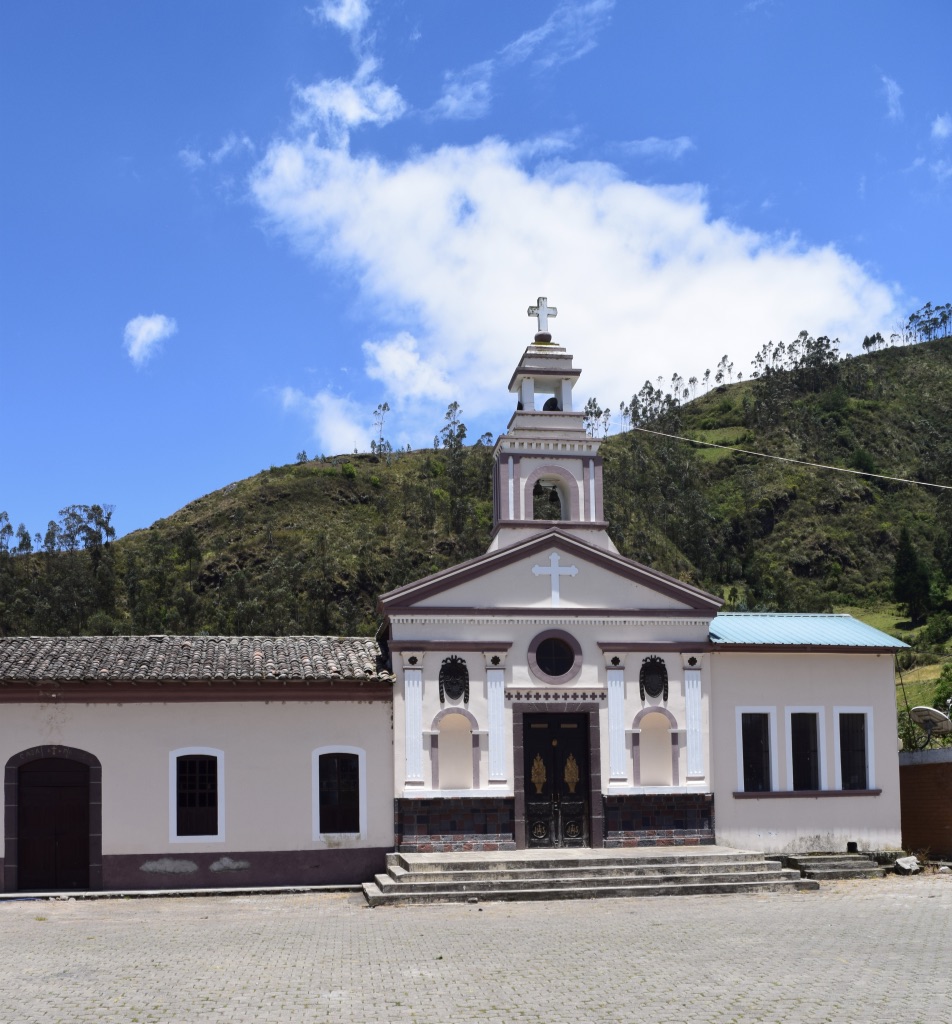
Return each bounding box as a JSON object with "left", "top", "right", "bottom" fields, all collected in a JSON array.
[
  {"left": 532, "top": 551, "right": 578, "bottom": 606},
  {"left": 527, "top": 296, "right": 558, "bottom": 333}
]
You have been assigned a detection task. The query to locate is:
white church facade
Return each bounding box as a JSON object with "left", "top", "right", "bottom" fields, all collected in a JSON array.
[{"left": 0, "top": 310, "right": 905, "bottom": 891}]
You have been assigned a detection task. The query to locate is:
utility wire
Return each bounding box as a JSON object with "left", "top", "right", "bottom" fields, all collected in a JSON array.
[{"left": 629, "top": 425, "right": 952, "bottom": 491}]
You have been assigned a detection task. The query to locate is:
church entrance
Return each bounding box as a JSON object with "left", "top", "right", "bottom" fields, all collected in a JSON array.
[
  {"left": 17, "top": 757, "right": 90, "bottom": 890},
  {"left": 523, "top": 714, "right": 590, "bottom": 848}
]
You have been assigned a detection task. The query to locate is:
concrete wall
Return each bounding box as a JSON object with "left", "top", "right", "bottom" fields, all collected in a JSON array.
[{"left": 710, "top": 652, "right": 902, "bottom": 853}]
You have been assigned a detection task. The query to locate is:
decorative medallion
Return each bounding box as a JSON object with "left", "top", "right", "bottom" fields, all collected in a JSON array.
[
  {"left": 564, "top": 753, "right": 580, "bottom": 794},
  {"left": 564, "top": 820, "right": 582, "bottom": 839},
  {"left": 531, "top": 753, "right": 547, "bottom": 794},
  {"left": 439, "top": 655, "right": 469, "bottom": 703},
  {"left": 531, "top": 821, "right": 548, "bottom": 839},
  {"left": 639, "top": 656, "right": 668, "bottom": 701}
]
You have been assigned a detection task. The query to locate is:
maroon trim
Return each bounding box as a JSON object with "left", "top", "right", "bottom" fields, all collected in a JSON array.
[
  {"left": 512, "top": 703, "right": 603, "bottom": 850},
  {"left": 378, "top": 528, "right": 723, "bottom": 614},
  {"left": 527, "top": 629, "right": 584, "bottom": 685},
  {"left": 498, "top": 450, "right": 600, "bottom": 462},
  {"left": 733, "top": 789, "right": 883, "bottom": 799},
  {"left": 5, "top": 746, "right": 103, "bottom": 892},
  {"left": 382, "top": 602, "right": 708, "bottom": 618},
  {"left": 0, "top": 682, "right": 392, "bottom": 703},
  {"left": 388, "top": 641, "right": 512, "bottom": 653}
]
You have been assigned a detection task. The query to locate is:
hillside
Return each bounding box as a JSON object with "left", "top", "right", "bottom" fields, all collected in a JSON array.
[{"left": 1, "top": 337, "right": 950, "bottom": 659}]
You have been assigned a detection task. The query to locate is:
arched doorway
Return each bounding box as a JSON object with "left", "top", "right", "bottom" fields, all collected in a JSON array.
[{"left": 5, "top": 746, "right": 102, "bottom": 891}]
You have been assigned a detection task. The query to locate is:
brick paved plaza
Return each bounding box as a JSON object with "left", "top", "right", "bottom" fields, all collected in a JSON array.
[{"left": 2, "top": 876, "right": 950, "bottom": 1024}]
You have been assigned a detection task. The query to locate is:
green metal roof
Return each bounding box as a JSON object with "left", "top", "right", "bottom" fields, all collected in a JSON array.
[{"left": 709, "top": 613, "right": 908, "bottom": 649}]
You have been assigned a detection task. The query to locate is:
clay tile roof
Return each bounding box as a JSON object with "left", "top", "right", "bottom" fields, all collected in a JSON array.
[{"left": 0, "top": 636, "right": 393, "bottom": 683}]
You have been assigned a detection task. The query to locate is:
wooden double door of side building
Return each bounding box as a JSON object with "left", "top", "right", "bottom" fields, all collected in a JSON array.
[
  {"left": 17, "top": 758, "right": 90, "bottom": 891},
  {"left": 524, "top": 713, "right": 590, "bottom": 848}
]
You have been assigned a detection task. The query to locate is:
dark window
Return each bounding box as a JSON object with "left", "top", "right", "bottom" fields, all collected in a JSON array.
[
  {"left": 839, "top": 713, "right": 868, "bottom": 790},
  {"left": 319, "top": 753, "right": 360, "bottom": 833},
  {"left": 741, "top": 713, "right": 771, "bottom": 792},
  {"left": 535, "top": 637, "right": 575, "bottom": 677},
  {"left": 791, "top": 713, "right": 820, "bottom": 790},
  {"left": 176, "top": 755, "right": 218, "bottom": 837}
]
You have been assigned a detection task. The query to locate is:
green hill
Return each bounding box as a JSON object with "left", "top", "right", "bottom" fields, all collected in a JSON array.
[{"left": 2, "top": 336, "right": 951, "bottom": 672}]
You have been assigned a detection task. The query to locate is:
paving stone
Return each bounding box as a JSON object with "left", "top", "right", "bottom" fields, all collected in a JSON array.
[{"left": 0, "top": 874, "right": 948, "bottom": 1023}]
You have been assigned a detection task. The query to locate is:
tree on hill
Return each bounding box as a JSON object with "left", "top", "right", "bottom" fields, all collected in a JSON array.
[{"left": 893, "top": 527, "right": 931, "bottom": 625}]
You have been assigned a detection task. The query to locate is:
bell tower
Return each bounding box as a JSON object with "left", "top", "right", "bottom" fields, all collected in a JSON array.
[{"left": 488, "top": 298, "right": 616, "bottom": 553}]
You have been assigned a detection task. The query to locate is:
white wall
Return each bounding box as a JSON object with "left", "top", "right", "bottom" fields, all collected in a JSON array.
[{"left": 0, "top": 700, "right": 394, "bottom": 854}]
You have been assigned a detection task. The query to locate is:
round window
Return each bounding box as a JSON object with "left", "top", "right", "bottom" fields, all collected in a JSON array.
[{"left": 535, "top": 637, "right": 575, "bottom": 677}]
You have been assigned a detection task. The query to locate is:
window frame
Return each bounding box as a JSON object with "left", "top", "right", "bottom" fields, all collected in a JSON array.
[
  {"left": 834, "top": 707, "right": 874, "bottom": 791},
  {"left": 312, "top": 745, "right": 367, "bottom": 841},
  {"left": 169, "top": 747, "right": 225, "bottom": 843},
  {"left": 735, "top": 707, "right": 778, "bottom": 793},
  {"left": 784, "top": 706, "right": 827, "bottom": 792}
]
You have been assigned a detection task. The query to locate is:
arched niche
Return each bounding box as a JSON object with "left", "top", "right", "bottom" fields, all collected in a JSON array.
[
  {"left": 430, "top": 708, "right": 479, "bottom": 790},
  {"left": 522, "top": 465, "right": 580, "bottom": 523},
  {"left": 631, "top": 707, "right": 680, "bottom": 788}
]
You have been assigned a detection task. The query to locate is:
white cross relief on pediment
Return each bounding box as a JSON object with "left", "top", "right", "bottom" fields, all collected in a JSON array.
[{"left": 532, "top": 552, "right": 578, "bottom": 607}]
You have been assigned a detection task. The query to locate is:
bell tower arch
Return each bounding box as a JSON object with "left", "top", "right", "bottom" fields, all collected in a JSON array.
[{"left": 489, "top": 298, "right": 616, "bottom": 553}]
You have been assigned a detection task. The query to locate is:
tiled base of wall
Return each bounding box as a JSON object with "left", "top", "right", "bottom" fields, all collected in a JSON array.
[
  {"left": 395, "top": 797, "right": 516, "bottom": 852},
  {"left": 603, "top": 793, "right": 715, "bottom": 848}
]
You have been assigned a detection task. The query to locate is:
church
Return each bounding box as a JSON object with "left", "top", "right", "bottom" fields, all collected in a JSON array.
[{"left": 0, "top": 304, "right": 906, "bottom": 892}]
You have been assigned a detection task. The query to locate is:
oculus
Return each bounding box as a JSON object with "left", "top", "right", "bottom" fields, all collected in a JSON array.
[
  {"left": 535, "top": 637, "right": 575, "bottom": 678},
  {"left": 639, "top": 656, "right": 669, "bottom": 701},
  {"left": 439, "top": 655, "right": 469, "bottom": 703}
]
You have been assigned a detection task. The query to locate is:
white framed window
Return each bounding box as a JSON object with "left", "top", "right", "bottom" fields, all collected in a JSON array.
[
  {"left": 735, "top": 707, "right": 778, "bottom": 792},
  {"left": 834, "top": 707, "right": 874, "bottom": 790},
  {"left": 784, "top": 706, "right": 827, "bottom": 791},
  {"left": 169, "top": 747, "right": 225, "bottom": 843},
  {"left": 313, "top": 746, "right": 367, "bottom": 841}
]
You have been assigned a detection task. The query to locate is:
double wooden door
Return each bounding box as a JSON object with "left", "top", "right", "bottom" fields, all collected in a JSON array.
[
  {"left": 17, "top": 758, "right": 90, "bottom": 890},
  {"left": 523, "top": 714, "right": 590, "bottom": 848}
]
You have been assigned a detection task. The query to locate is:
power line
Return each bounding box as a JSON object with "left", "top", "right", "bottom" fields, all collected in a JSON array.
[{"left": 629, "top": 425, "right": 952, "bottom": 491}]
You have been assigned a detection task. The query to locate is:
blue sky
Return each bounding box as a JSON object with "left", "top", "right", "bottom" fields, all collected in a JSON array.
[{"left": 2, "top": 1, "right": 949, "bottom": 540}]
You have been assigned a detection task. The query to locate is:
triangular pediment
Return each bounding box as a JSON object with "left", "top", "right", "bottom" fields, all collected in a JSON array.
[{"left": 378, "top": 530, "right": 721, "bottom": 617}]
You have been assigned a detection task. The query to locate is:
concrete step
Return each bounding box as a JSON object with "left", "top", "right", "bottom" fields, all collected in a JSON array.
[
  {"left": 382, "top": 858, "right": 788, "bottom": 886},
  {"left": 385, "top": 850, "right": 769, "bottom": 874},
  {"left": 371, "top": 867, "right": 802, "bottom": 896},
  {"left": 363, "top": 875, "right": 817, "bottom": 907},
  {"left": 364, "top": 847, "right": 819, "bottom": 906},
  {"left": 785, "top": 853, "right": 885, "bottom": 880}
]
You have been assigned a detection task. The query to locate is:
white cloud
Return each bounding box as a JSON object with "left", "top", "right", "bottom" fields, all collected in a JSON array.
[
  {"left": 431, "top": 1, "right": 614, "bottom": 122},
  {"left": 622, "top": 136, "right": 695, "bottom": 160},
  {"left": 279, "top": 386, "right": 369, "bottom": 454},
  {"left": 431, "top": 62, "right": 494, "bottom": 121},
  {"left": 178, "top": 147, "right": 205, "bottom": 171},
  {"left": 309, "top": 0, "right": 370, "bottom": 37},
  {"left": 882, "top": 75, "right": 903, "bottom": 120},
  {"left": 210, "top": 133, "right": 254, "bottom": 164},
  {"left": 123, "top": 314, "right": 177, "bottom": 366},
  {"left": 251, "top": 134, "right": 898, "bottom": 454},
  {"left": 932, "top": 113, "right": 952, "bottom": 140},
  {"left": 363, "top": 332, "right": 454, "bottom": 402},
  {"left": 501, "top": 0, "right": 614, "bottom": 70},
  {"left": 931, "top": 159, "right": 952, "bottom": 182},
  {"left": 295, "top": 59, "right": 406, "bottom": 145}
]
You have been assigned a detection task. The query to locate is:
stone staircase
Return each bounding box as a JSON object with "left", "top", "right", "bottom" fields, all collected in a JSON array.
[
  {"left": 362, "top": 846, "right": 818, "bottom": 906},
  {"left": 783, "top": 853, "right": 886, "bottom": 881}
]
